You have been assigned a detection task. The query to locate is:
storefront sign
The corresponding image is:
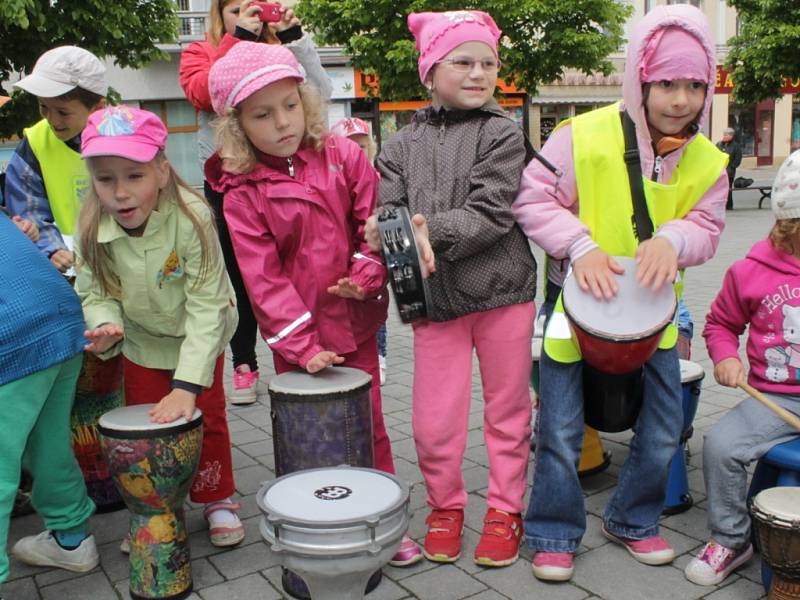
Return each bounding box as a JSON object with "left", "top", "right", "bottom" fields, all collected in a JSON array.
[
  {"left": 716, "top": 66, "right": 800, "bottom": 94},
  {"left": 327, "top": 66, "right": 357, "bottom": 100}
]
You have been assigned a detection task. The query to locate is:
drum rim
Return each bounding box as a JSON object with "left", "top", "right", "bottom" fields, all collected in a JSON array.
[
  {"left": 268, "top": 382, "right": 372, "bottom": 404},
  {"left": 98, "top": 412, "right": 203, "bottom": 439},
  {"left": 751, "top": 487, "right": 800, "bottom": 527},
  {"left": 267, "top": 367, "right": 373, "bottom": 395},
  {"left": 257, "top": 466, "right": 410, "bottom": 526}
]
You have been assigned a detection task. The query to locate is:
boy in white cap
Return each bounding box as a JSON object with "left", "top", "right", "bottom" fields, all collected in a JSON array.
[{"left": 5, "top": 46, "right": 107, "bottom": 272}]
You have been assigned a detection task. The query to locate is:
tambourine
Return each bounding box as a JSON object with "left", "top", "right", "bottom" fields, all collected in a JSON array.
[{"left": 376, "top": 206, "right": 431, "bottom": 323}]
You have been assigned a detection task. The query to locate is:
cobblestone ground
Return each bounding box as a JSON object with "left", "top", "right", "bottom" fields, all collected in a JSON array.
[{"left": 3, "top": 168, "right": 779, "bottom": 599}]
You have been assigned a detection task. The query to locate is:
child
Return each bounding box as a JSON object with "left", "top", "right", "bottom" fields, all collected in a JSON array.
[
  {"left": 1, "top": 212, "right": 98, "bottom": 586},
  {"left": 512, "top": 4, "right": 728, "bottom": 581},
  {"left": 5, "top": 46, "right": 107, "bottom": 272},
  {"left": 179, "top": 0, "right": 332, "bottom": 405},
  {"left": 74, "top": 106, "right": 243, "bottom": 547},
  {"left": 330, "top": 117, "right": 389, "bottom": 384},
  {"left": 686, "top": 151, "right": 800, "bottom": 586},
  {"left": 205, "top": 41, "right": 423, "bottom": 566},
  {"left": 366, "top": 11, "right": 537, "bottom": 567}
]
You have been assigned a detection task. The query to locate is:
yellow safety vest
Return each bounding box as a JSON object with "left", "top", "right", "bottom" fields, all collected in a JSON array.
[
  {"left": 544, "top": 102, "right": 728, "bottom": 363},
  {"left": 25, "top": 119, "right": 88, "bottom": 236}
]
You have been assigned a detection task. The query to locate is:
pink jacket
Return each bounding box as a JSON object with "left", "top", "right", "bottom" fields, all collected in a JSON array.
[
  {"left": 206, "top": 136, "right": 389, "bottom": 368},
  {"left": 513, "top": 4, "right": 727, "bottom": 271},
  {"left": 704, "top": 240, "right": 800, "bottom": 395}
]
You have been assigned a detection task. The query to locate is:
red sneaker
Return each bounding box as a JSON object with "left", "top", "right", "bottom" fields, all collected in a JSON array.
[
  {"left": 423, "top": 509, "right": 464, "bottom": 563},
  {"left": 474, "top": 509, "right": 523, "bottom": 567}
]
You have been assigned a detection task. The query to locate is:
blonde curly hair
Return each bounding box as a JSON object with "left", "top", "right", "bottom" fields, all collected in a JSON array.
[
  {"left": 769, "top": 218, "right": 800, "bottom": 258},
  {"left": 213, "top": 82, "right": 326, "bottom": 174}
]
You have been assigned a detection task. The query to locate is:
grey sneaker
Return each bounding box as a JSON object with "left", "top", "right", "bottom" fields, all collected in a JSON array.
[{"left": 12, "top": 530, "right": 99, "bottom": 572}]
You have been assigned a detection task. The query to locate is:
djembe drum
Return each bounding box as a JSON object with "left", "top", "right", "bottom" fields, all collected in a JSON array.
[
  {"left": 98, "top": 405, "right": 203, "bottom": 600},
  {"left": 258, "top": 466, "right": 410, "bottom": 600},
  {"left": 751, "top": 487, "right": 800, "bottom": 599}
]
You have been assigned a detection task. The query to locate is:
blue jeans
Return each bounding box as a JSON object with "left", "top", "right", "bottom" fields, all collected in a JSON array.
[
  {"left": 524, "top": 345, "right": 682, "bottom": 552},
  {"left": 376, "top": 323, "right": 387, "bottom": 358}
]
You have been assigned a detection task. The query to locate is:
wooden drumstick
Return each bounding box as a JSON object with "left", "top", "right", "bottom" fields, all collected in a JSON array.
[{"left": 738, "top": 380, "right": 800, "bottom": 432}]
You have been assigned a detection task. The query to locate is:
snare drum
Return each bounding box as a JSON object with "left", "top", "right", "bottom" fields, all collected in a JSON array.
[
  {"left": 376, "top": 206, "right": 432, "bottom": 323},
  {"left": 258, "top": 466, "right": 409, "bottom": 600},
  {"left": 751, "top": 487, "right": 800, "bottom": 598},
  {"left": 98, "top": 405, "right": 203, "bottom": 600}
]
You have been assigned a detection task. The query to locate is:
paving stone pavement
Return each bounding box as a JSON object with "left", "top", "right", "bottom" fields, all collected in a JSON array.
[{"left": 3, "top": 168, "right": 780, "bottom": 599}]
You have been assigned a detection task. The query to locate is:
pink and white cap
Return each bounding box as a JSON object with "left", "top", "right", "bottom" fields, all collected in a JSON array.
[
  {"left": 209, "top": 42, "right": 306, "bottom": 116},
  {"left": 640, "top": 26, "right": 709, "bottom": 83},
  {"left": 81, "top": 106, "right": 167, "bottom": 163},
  {"left": 330, "top": 117, "right": 371, "bottom": 138},
  {"left": 408, "top": 10, "right": 501, "bottom": 84}
]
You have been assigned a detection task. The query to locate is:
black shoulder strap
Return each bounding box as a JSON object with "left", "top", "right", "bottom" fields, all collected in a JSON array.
[
  {"left": 620, "top": 111, "right": 653, "bottom": 241},
  {"left": 521, "top": 129, "right": 563, "bottom": 179}
]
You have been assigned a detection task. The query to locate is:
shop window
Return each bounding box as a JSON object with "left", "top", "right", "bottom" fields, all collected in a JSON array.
[
  {"left": 140, "top": 100, "right": 203, "bottom": 187},
  {"left": 729, "top": 104, "right": 755, "bottom": 156},
  {"left": 667, "top": 0, "right": 703, "bottom": 7},
  {"left": 540, "top": 104, "right": 571, "bottom": 146},
  {"left": 792, "top": 98, "right": 800, "bottom": 152}
]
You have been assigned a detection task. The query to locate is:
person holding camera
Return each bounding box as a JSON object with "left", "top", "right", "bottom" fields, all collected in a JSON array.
[{"left": 179, "top": 0, "right": 332, "bottom": 405}]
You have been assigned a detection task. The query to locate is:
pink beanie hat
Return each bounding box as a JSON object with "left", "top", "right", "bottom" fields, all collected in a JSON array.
[
  {"left": 640, "top": 26, "right": 709, "bottom": 83},
  {"left": 408, "top": 10, "right": 501, "bottom": 84},
  {"left": 82, "top": 106, "right": 167, "bottom": 163},
  {"left": 208, "top": 41, "right": 306, "bottom": 115},
  {"left": 330, "top": 117, "right": 371, "bottom": 138}
]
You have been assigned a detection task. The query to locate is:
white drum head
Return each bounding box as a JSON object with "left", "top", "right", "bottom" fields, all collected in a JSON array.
[
  {"left": 679, "top": 360, "right": 705, "bottom": 384},
  {"left": 268, "top": 367, "right": 372, "bottom": 396},
  {"left": 98, "top": 404, "right": 202, "bottom": 432},
  {"left": 753, "top": 487, "right": 800, "bottom": 523},
  {"left": 263, "top": 468, "right": 403, "bottom": 523},
  {"left": 562, "top": 256, "right": 676, "bottom": 338}
]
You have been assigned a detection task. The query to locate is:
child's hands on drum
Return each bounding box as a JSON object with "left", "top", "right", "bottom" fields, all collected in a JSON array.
[
  {"left": 328, "top": 277, "right": 366, "bottom": 300},
  {"left": 636, "top": 237, "right": 677, "bottom": 290},
  {"left": 306, "top": 350, "right": 345, "bottom": 373},
  {"left": 50, "top": 249, "right": 75, "bottom": 273},
  {"left": 714, "top": 357, "right": 744, "bottom": 388},
  {"left": 149, "top": 389, "right": 197, "bottom": 423},
  {"left": 84, "top": 323, "right": 124, "bottom": 353},
  {"left": 572, "top": 248, "right": 624, "bottom": 299}
]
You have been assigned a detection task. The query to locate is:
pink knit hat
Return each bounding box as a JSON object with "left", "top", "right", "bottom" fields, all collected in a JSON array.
[
  {"left": 640, "top": 26, "right": 709, "bottom": 83},
  {"left": 208, "top": 41, "right": 306, "bottom": 115},
  {"left": 408, "top": 10, "right": 501, "bottom": 84},
  {"left": 330, "top": 117, "right": 371, "bottom": 138},
  {"left": 81, "top": 106, "right": 167, "bottom": 163}
]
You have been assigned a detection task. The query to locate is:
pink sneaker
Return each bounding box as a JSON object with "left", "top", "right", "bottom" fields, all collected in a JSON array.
[
  {"left": 602, "top": 525, "right": 674, "bottom": 565},
  {"left": 684, "top": 541, "right": 753, "bottom": 586},
  {"left": 229, "top": 365, "right": 258, "bottom": 405},
  {"left": 389, "top": 534, "right": 423, "bottom": 567},
  {"left": 531, "top": 552, "right": 574, "bottom": 581}
]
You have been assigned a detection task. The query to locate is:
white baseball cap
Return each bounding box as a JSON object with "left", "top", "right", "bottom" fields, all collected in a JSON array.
[{"left": 14, "top": 46, "right": 108, "bottom": 98}]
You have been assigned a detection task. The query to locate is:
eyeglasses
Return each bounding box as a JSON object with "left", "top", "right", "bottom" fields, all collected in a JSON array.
[{"left": 436, "top": 57, "right": 501, "bottom": 73}]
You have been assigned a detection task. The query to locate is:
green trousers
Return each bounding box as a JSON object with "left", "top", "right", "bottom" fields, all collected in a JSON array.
[{"left": 0, "top": 354, "right": 95, "bottom": 583}]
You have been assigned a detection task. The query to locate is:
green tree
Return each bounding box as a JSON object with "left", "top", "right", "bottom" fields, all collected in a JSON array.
[
  {"left": 0, "top": 0, "right": 179, "bottom": 137},
  {"left": 726, "top": 0, "right": 800, "bottom": 104},
  {"left": 295, "top": 0, "right": 631, "bottom": 101}
]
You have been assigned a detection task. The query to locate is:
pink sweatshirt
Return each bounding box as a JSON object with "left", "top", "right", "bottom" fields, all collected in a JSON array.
[
  {"left": 704, "top": 239, "right": 800, "bottom": 395},
  {"left": 513, "top": 5, "right": 727, "bottom": 274}
]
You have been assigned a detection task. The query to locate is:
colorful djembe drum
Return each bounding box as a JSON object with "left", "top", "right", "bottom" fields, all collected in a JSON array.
[
  {"left": 99, "top": 405, "right": 203, "bottom": 600},
  {"left": 71, "top": 352, "right": 126, "bottom": 512}
]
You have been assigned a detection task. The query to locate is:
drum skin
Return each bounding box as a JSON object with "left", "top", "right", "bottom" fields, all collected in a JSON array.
[
  {"left": 99, "top": 412, "right": 202, "bottom": 600},
  {"left": 71, "top": 353, "right": 125, "bottom": 512}
]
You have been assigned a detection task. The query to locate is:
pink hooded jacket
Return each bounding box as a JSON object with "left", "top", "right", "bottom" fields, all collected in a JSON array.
[
  {"left": 206, "top": 135, "right": 389, "bottom": 368},
  {"left": 512, "top": 4, "right": 727, "bottom": 272},
  {"left": 704, "top": 239, "right": 800, "bottom": 395}
]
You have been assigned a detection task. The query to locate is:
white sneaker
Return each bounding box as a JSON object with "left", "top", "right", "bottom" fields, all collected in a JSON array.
[
  {"left": 12, "top": 531, "right": 99, "bottom": 572},
  {"left": 379, "top": 355, "right": 387, "bottom": 386},
  {"left": 685, "top": 541, "right": 753, "bottom": 586}
]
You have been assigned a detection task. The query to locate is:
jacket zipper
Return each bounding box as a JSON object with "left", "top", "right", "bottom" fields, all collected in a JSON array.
[
  {"left": 651, "top": 155, "right": 662, "bottom": 181},
  {"left": 432, "top": 120, "right": 445, "bottom": 183},
  {"left": 287, "top": 156, "right": 295, "bottom": 177}
]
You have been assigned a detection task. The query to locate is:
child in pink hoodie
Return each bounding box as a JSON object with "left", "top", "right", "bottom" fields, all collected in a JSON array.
[
  {"left": 513, "top": 5, "right": 728, "bottom": 582},
  {"left": 688, "top": 150, "right": 800, "bottom": 586}
]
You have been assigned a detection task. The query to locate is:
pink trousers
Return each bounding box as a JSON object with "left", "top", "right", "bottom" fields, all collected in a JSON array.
[{"left": 412, "top": 302, "right": 535, "bottom": 513}]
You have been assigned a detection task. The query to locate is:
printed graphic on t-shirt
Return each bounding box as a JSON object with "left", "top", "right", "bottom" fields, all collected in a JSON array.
[
  {"left": 764, "top": 303, "right": 800, "bottom": 382},
  {"left": 157, "top": 249, "right": 184, "bottom": 289}
]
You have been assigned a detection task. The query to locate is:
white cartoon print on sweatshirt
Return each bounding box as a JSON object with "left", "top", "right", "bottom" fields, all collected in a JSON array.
[{"left": 765, "top": 304, "right": 800, "bottom": 382}]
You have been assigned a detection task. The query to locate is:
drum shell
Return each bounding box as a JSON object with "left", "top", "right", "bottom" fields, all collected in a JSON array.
[
  {"left": 751, "top": 501, "right": 800, "bottom": 581},
  {"left": 582, "top": 365, "right": 643, "bottom": 433},
  {"left": 680, "top": 362, "right": 704, "bottom": 436},
  {"left": 565, "top": 318, "right": 666, "bottom": 375}
]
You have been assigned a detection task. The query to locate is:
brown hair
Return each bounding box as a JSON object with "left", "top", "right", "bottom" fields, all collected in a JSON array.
[
  {"left": 213, "top": 82, "right": 326, "bottom": 174},
  {"left": 55, "top": 87, "right": 105, "bottom": 110},
  {"left": 769, "top": 218, "right": 800, "bottom": 258},
  {"left": 207, "top": 0, "right": 277, "bottom": 46},
  {"left": 78, "top": 153, "right": 216, "bottom": 298}
]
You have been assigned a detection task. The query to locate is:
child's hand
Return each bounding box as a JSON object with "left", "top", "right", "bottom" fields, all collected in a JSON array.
[
  {"left": 84, "top": 324, "right": 125, "bottom": 353},
  {"left": 305, "top": 351, "right": 345, "bottom": 373},
  {"left": 572, "top": 248, "right": 624, "bottom": 300},
  {"left": 269, "top": 5, "right": 300, "bottom": 33},
  {"left": 411, "top": 213, "right": 436, "bottom": 275},
  {"left": 636, "top": 237, "right": 678, "bottom": 290},
  {"left": 714, "top": 357, "right": 744, "bottom": 388},
  {"left": 149, "top": 389, "right": 197, "bottom": 423},
  {"left": 50, "top": 249, "right": 74, "bottom": 273},
  {"left": 328, "top": 277, "right": 366, "bottom": 300},
  {"left": 12, "top": 216, "right": 39, "bottom": 242},
  {"left": 365, "top": 214, "right": 381, "bottom": 252},
  {"left": 236, "top": 0, "right": 263, "bottom": 35}
]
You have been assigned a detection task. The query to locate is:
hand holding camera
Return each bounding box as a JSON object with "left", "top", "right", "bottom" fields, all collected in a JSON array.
[{"left": 253, "top": 1, "right": 281, "bottom": 23}]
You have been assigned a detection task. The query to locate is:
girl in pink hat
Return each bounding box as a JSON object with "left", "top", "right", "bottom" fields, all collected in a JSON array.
[
  {"left": 73, "top": 106, "right": 244, "bottom": 548},
  {"left": 205, "top": 41, "right": 423, "bottom": 566},
  {"left": 364, "top": 10, "right": 537, "bottom": 568},
  {"left": 513, "top": 5, "right": 729, "bottom": 582}
]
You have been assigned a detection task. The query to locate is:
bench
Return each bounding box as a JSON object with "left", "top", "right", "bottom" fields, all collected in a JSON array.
[{"left": 732, "top": 184, "right": 772, "bottom": 209}]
